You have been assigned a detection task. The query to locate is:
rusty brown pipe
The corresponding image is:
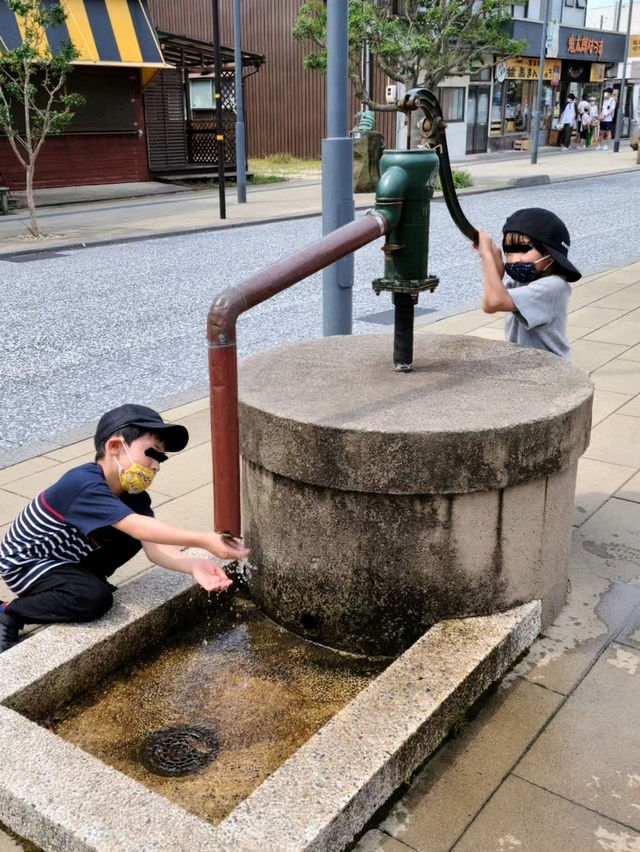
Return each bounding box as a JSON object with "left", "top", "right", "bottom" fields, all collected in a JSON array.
[{"left": 207, "top": 210, "right": 390, "bottom": 537}]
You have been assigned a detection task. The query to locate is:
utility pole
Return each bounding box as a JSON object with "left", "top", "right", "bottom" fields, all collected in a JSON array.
[
  {"left": 613, "top": 0, "right": 634, "bottom": 152},
  {"left": 233, "top": 0, "right": 247, "bottom": 203},
  {"left": 322, "top": 0, "right": 355, "bottom": 336},
  {"left": 531, "top": 0, "right": 552, "bottom": 165},
  {"left": 212, "top": 0, "right": 226, "bottom": 218}
]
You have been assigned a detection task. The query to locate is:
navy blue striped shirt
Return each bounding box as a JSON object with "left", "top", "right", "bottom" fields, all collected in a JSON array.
[{"left": 0, "top": 463, "right": 153, "bottom": 595}]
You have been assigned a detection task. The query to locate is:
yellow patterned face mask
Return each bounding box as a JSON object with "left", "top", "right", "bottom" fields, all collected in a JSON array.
[{"left": 117, "top": 442, "right": 155, "bottom": 494}]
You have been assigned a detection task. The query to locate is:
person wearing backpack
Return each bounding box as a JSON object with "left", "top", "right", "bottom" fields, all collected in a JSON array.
[{"left": 559, "top": 94, "right": 577, "bottom": 150}]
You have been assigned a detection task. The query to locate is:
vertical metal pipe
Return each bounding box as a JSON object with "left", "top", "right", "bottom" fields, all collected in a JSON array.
[
  {"left": 208, "top": 345, "right": 240, "bottom": 534},
  {"left": 392, "top": 292, "right": 414, "bottom": 372},
  {"left": 233, "top": 0, "right": 247, "bottom": 203},
  {"left": 212, "top": 0, "right": 226, "bottom": 218},
  {"left": 531, "top": 0, "right": 552, "bottom": 165},
  {"left": 322, "top": 0, "right": 355, "bottom": 336},
  {"left": 613, "top": 0, "right": 634, "bottom": 153}
]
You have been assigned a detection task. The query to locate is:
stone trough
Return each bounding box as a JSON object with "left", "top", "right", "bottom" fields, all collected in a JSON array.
[{"left": 0, "top": 567, "right": 539, "bottom": 851}]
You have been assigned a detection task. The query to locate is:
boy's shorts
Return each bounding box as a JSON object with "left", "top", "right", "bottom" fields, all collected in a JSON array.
[{"left": 600, "top": 120, "right": 613, "bottom": 131}]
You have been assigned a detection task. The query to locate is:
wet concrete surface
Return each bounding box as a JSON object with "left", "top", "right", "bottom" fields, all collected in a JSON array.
[{"left": 44, "top": 594, "right": 387, "bottom": 825}]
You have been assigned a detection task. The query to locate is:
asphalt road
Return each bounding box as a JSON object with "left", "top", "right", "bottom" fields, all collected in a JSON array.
[{"left": 1, "top": 170, "right": 639, "bottom": 461}]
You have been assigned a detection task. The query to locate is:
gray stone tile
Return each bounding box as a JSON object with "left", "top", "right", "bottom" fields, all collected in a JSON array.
[
  {"left": 515, "top": 643, "right": 640, "bottom": 831},
  {"left": 574, "top": 458, "right": 636, "bottom": 526},
  {"left": 615, "top": 610, "right": 640, "bottom": 652},
  {"left": 353, "top": 830, "right": 415, "bottom": 852},
  {"left": 585, "top": 414, "right": 640, "bottom": 469},
  {"left": 452, "top": 775, "right": 640, "bottom": 852},
  {"left": 618, "top": 393, "right": 640, "bottom": 418},
  {"left": 571, "top": 339, "right": 628, "bottom": 373},
  {"left": 573, "top": 497, "right": 640, "bottom": 584},
  {"left": 591, "top": 389, "right": 633, "bottom": 426},
  {"left": 0, "top": 490, "right": 29, "bottom": 526},
  {"left": 379, "top": 678, "right": 562, "bottom": 852},
  {"left": 511, "top": 572, "right": 640, "bottom": 694}
]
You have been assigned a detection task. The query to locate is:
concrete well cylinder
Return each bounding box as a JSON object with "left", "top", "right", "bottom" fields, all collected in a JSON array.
[{"left": 238, "top": 334, "right": 593, "bottom": 656}]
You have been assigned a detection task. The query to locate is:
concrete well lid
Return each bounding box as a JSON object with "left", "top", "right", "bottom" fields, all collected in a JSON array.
[{"left": 238, "top": 333, "right": 594, "bottom": 494}]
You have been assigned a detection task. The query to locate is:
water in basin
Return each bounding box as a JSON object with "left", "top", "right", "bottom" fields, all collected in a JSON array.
[{"left": 45, "top": 593, "right": 387, "bottom": 824}]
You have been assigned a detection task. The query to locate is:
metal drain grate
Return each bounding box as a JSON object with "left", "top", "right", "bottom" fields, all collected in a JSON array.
[{"left": 141, "top": 724, "right": 219, "bottom": 777}]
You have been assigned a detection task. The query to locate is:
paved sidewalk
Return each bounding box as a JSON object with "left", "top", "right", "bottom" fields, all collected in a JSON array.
[
  {"left": 0, "top": 145, "right": 637, "bottom": 257},
  {"left": 2, "top": 259, "right": 640, "bottom": 849}
]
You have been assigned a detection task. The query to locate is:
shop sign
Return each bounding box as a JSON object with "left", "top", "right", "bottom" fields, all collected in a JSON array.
[
  {"left": 496, "top": 57, "right": 562, "bottom": 81},
  {"left": 630, "top": 35, "right": 640, "bottom": 58},
  {"left": 590, "top": 63, "right": 605, "bottom": 82},
  {"left": 566, "top": 34, "right": 604, "bottom": 59}
]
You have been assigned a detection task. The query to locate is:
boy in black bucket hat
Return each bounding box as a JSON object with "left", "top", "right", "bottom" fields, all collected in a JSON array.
[
  {"left": 475, "top": 207, "right": 580, "bottom": 360},
  {"left": 0, "top": 404, "right": 249, "bottom": 653}
]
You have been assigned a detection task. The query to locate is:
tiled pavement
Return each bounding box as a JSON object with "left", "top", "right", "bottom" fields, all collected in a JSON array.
[{"left": 3, "top": 261, "right": 640, "bottom": 850}]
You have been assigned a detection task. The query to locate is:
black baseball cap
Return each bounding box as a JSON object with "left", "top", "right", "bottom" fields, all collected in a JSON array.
[
  {"left": 94, "top": 404, "right": 189, "bottom": 453},
  {"left": 503, "top": 207, "right": 581, "bottom": 283}
]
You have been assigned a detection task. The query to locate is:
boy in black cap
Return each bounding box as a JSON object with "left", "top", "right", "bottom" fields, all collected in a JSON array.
[
  {"left": 0, "top": 404, "right": 249, "bottom": 652},
  {"left": 475, "top": 207, "right": 581, "bottom": 360}
]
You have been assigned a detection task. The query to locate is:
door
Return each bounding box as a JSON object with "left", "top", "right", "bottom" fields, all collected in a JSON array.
[{"left": 466, "top": 85, "right": 490, "bottom": 154}]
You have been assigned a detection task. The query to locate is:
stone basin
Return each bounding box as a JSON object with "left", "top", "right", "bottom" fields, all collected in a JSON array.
[{"left": 239, "top": 333, "right": 593, "bottom": 655}]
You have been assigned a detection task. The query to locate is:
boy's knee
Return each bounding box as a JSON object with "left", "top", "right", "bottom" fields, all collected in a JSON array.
[{"left": 73, "top": 579, "right": 114, "bottom": 622}]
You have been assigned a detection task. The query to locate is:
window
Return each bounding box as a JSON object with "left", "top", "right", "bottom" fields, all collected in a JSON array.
[
  {"left": 507, "top": 80, "right": 533, "bottom": 132},
  {"left": 437, "top": 87, "right": 465, "bottom": 122},
  {"left": 190, "top": 78, "right": 215, "bottom": 110}
]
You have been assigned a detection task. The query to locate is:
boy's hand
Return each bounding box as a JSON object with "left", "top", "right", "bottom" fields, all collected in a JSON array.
[
  {"left": 202, "top": 532, "right": 250, "bottom": 562},
  {"left": 191, "top": 559, "right": 234, "bottom": 593},
  {"left": 475, "top": 229, "right": 505, "bottom": 278}
]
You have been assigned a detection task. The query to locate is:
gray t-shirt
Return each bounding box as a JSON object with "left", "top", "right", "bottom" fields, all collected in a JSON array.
[{"left": 504, "top": 273, "right": 571, "bottom": 360}]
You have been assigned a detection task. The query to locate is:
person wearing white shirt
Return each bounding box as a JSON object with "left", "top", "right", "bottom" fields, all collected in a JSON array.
[{"left": 597, "top": 87, "right": 616, "bottom": 149}]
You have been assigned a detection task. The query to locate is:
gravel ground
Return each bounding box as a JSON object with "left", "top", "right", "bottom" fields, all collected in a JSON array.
[{"left": 1, "top": 171, "right": 639, "bottom": 461}]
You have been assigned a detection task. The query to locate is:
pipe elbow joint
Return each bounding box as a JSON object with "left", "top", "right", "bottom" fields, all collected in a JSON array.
[
  {"left": 207, "top": 288, "right": 245, "bottom": 347},
  {"left": 375, "top": 165, "right": 410, "bottom": 231}
]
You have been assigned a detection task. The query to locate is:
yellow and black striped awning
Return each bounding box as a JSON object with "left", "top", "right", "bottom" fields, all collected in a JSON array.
[{"left": 0, "top": 0, "right": 170, "bottom": 68}]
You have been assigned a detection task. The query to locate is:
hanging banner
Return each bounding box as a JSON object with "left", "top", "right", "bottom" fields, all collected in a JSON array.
[
  {"left": 630, "top": 35, "right": 640, "bottom": 57},
  {"left": 497, "top": 57, "right": 562, "bottom": 82},
  {"left": 590, "top": 63, "right": 606, "bottom": 82}
]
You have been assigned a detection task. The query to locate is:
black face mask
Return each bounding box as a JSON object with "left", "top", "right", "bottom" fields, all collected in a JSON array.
[
  {"left": 504, "top": 254, "right": 551, "bottom": 284},
  {"left": 504, "top": 262, "right": 539, "bottom": 284}
]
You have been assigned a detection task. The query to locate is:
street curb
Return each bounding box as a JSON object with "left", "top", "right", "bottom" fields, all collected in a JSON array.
[{"left": 1, "top": 166, "right": 637, "bottom": 260}]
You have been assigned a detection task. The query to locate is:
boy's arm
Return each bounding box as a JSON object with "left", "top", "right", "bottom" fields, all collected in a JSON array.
[
  {"left": 142, "top": 541, "right": 233, "bottom": 593},
  {"left": 475, "top": 229, "right": 516, "bottom": 313},
  {"left": 113, "top": 513, "right": 248, "bottom": 562}
]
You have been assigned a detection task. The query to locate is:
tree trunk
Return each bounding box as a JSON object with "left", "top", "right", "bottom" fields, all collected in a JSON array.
[{"left": 25, "top": 161, "right": 39, "bottom": 237}]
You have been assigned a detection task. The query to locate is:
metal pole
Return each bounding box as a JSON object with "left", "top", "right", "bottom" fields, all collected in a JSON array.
[
  {"left": 531, "top": 0, "right": 552, "bottom": 165},
  {"left": 212, "top": 0, "right": 226, "bottom": 218},
  {"left": 613, "top": 0, "right": 634, "bottom": 153},
  {"left": 322, "top": 0, "right": 355, "bottom": 336},
  {"left": 233, "top": 0, "right": 247, "bottom": 203}
]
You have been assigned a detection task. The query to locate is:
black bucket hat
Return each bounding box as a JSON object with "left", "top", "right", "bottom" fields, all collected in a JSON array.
[
  {"left": 94, "top": 404, "right": 189, "bottom": 453},
  {"left": 503, "top": 207, "right": 581, "bottom": 283}
]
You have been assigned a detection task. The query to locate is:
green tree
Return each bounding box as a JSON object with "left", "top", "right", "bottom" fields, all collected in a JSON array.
[
  {"left": 292, "top": 0, "right": 526, "bottom": 112},
  {"left": 0, "top": 0, "right": 84, "bottom": 236}
]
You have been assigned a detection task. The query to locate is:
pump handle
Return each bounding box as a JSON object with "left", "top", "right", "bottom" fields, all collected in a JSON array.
[{"left": 399, "top": 88, "right": 479, "bottom": 246}]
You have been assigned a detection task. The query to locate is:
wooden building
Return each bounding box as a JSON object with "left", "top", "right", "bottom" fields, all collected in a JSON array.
[
  {"left": 0, "top": 0, "right": 170, "bottom": 189},
  {"left": 0, "top": 0, "right": 263, "bottom": 189},
  {"left": 149, "top": 0, "right": 398, "bottom": 159}
]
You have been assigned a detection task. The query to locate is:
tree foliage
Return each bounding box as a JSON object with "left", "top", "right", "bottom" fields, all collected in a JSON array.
[
  {"left": 0, "top": 0, "right": 84, "bottom": 234},
  {"left": 292, "top": 0, "right": 526, "bottom": 111}
]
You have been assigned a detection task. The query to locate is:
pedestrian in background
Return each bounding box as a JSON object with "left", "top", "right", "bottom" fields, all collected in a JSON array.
[
  {"left": 578, "top": 105, "right": 591, "bottom": 150},
  {"left": 597, "top": 87, "right": 616, "bottom": 149},
  {"left": 559, "top": 94, "right": 577, "bottom": 150},
  {"left": 588, "top": 96, "right": 599, "bottom": 148}
]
